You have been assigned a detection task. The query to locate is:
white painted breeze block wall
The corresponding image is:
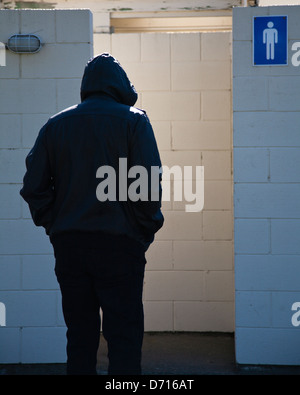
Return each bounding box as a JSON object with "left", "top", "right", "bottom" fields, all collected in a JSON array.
[
  {"left": 94, "top": 31, "right": 234, "bottom": 333},
  {"left": 233, "top": 5, "right": 300, "bottom": 365},
  {"left": 0, "top": 12, "right": 234, "bottom": 364},
  {"left": 0, "top": 9, "right": 93, "bottom": 363}
]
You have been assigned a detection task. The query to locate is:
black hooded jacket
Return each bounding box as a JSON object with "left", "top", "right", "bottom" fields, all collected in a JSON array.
[{"left": 20, "top": 53, "right": 164, "bottom": 251}]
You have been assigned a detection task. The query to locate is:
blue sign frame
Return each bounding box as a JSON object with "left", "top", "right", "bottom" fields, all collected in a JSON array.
[{"left": 253, "top": 15, "right": 288, "bottom": 66}]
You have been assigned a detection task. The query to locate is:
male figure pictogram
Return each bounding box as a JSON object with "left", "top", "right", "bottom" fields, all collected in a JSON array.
[{"left": 263, "top": 21, "right": 278, "bottom": 60}]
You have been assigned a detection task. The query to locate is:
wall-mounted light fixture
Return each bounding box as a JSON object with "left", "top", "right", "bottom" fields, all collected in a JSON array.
[{"left": 6, "top": 34, "right": 42, "bottom": 54}]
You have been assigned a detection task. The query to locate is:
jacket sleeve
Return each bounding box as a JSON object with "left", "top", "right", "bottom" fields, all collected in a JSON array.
[
  {"left": 20, "top": 125, "right": 54, "bottom": 234},
  {"left": 128, "top": 112, "right": 164, "bottom": 247}
]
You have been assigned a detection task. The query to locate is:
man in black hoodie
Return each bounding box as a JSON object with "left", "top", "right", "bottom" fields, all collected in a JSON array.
[{"left": 20, "top": 54, "right": 164, "bottom": 375}]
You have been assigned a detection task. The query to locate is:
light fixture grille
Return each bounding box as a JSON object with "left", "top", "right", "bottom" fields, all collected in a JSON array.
[{"left": 7, "top": 34, "right": 41, "bottom": 54}]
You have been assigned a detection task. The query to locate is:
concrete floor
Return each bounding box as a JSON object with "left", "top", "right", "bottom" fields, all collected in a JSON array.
[{"left": 1, "top": 332, "right": 300, "bottom": 375}]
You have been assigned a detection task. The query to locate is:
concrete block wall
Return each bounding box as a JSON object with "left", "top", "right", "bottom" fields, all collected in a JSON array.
[
  {"left": 0, "top": 9, "right": 93, "bottom": 363},
  {"left": 233, "top": 5, "right": 300, "bottom": 365},
  {"left": 95, "top": 31, "right": 234, "bottom": 333}
]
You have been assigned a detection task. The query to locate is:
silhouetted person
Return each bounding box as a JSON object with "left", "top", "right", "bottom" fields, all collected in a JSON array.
[{"left": 20, "top": 53, "right": 164, "bottom": 375}]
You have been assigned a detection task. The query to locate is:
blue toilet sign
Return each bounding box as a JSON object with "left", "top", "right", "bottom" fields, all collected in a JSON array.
[{"left": 253, "top": 15, "right": 288, "bottom": 66}]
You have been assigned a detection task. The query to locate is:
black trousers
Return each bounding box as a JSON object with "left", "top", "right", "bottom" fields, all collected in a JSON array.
[{"left": 52, "top": 232, "right": 146, "bottom": 375}]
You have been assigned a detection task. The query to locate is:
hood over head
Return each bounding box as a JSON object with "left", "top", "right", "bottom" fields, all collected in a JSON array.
[{"left": 80, "top": 53, "right": 138, "bottom": 106}]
